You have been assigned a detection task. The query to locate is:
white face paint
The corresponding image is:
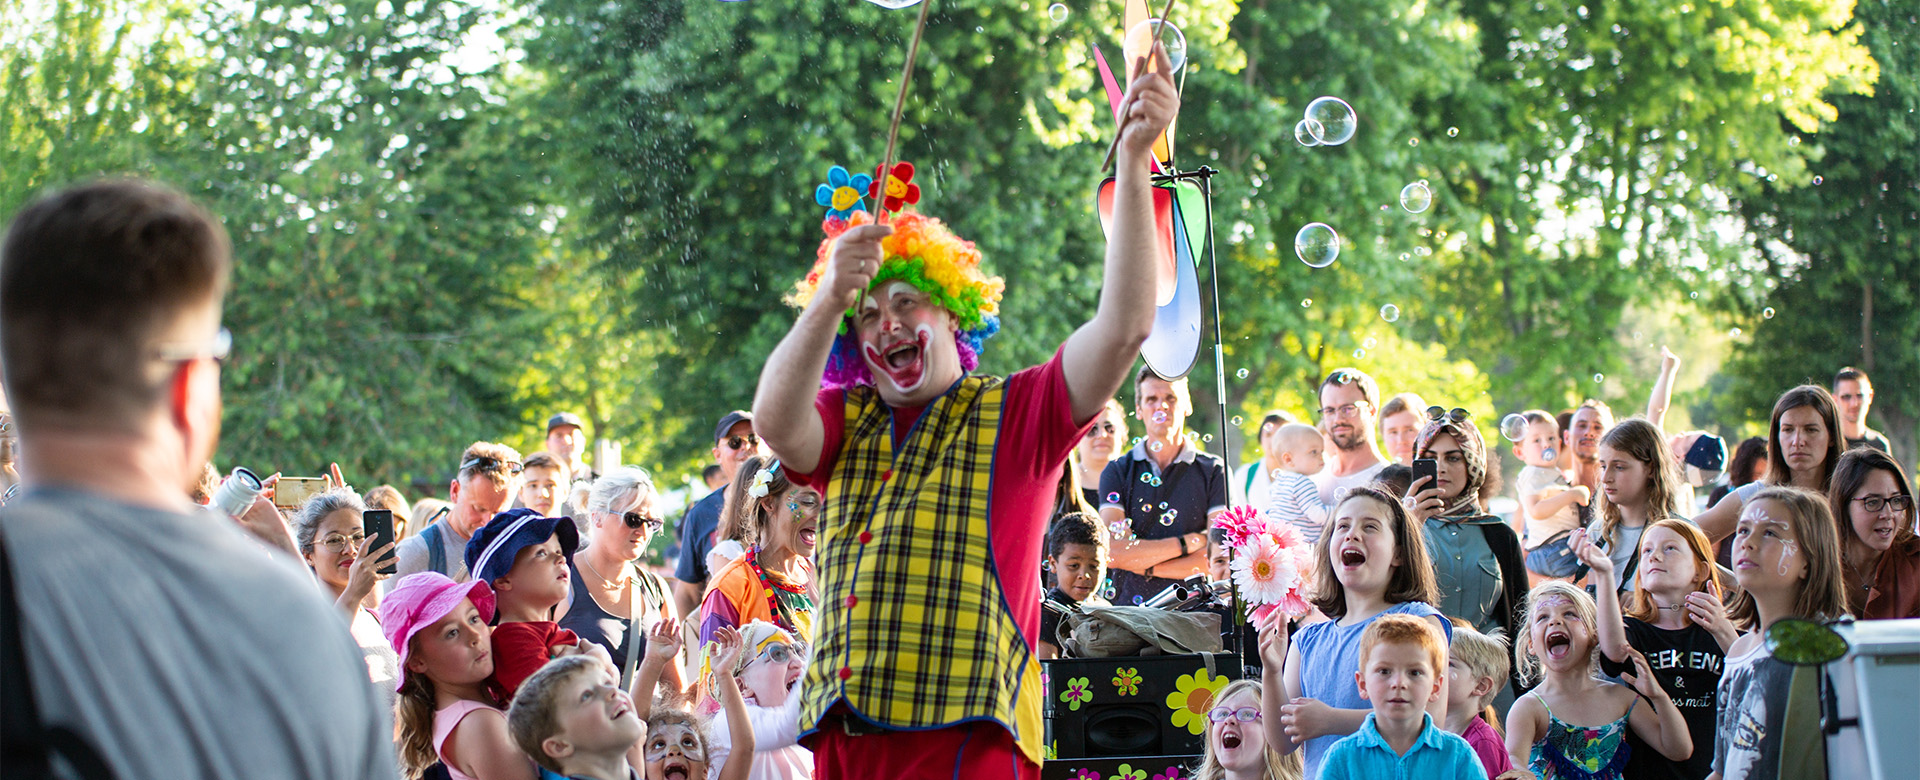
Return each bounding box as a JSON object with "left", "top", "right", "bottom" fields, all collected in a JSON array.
[{"left": 855, "top": 280, "right": 959, "bottom": 402}]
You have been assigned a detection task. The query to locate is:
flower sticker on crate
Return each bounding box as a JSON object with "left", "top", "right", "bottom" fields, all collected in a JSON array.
[
  {"left": 1059, "top": 676, "right": 1093, "bottom": 711},
  {"left": 1165, "top": 668, "right": 1230, "bottom": 734},
  {"left": 1112, "top": 666, "right": 1143, "bottom": 696}
]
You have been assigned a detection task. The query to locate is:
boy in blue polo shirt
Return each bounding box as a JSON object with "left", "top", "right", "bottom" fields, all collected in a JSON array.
[{"left": 1319, "top": 614, "right": 1488, "bottom": 780}]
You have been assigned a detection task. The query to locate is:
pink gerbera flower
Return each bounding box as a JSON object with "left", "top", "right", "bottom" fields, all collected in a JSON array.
[
  {"left": 1232, "top": 533, "right": 1300, "bottom": 606},
  {"left": 1214, "top": 504, "right": 1263, "bottom": 548}
]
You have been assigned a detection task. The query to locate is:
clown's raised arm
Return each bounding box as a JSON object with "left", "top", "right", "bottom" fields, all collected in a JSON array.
[{"left": 756, "top": 46, "right": 1180, "bottom": 473}]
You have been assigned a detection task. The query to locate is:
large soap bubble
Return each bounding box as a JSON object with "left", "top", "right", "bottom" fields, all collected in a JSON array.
[
  {"left": 1294, "top": 222, "right": 1340, "bottom": 268},
  {"left": 1399, "top": 182, "right": 1432, "bottom": 213},
  {"left": 1304, "top": 97, "right": 1356, "bottom": 145}
]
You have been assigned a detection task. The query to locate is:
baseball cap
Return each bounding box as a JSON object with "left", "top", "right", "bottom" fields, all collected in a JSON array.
[
  {"left": 547, "top": 412, "right": 585, "bottom": 433},
  {"left": 464, "top": 508, "right": 581, "bottom": 585},
  {"left": 714, "top": 410, "right": 754, "bottom": 443},
  {"left": 378, "top": 572, "right": 496, "bottom": 690}
]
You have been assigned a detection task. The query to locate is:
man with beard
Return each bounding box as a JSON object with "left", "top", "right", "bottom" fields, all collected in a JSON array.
[
  {"left": 1312, "top": 368, "right": 1389, "bottom": 505},
  {"left": 751, "top": 48, "right": 1179, "bottom": 779},
  {"left": 1834, "top": 367, "right": 1894, "bottom": 456},
  {"left": 1098, "top": 367, "right": 1226, "bottom": 607},
  {"left": 1565, "top": 399, "right": 1613, "bottom": 498}
]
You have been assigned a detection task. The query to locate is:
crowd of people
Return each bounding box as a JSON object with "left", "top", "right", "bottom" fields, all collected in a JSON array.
[{"left": 1, "top": 47, "right": 1912, "bottom": 780}]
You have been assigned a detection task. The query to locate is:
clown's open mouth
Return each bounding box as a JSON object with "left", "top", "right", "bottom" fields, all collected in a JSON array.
[{"left": 864, "top": 326, "right": 930, "bottom": 392}]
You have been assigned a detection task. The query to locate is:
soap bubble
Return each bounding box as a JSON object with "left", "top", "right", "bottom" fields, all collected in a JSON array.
[
  {"left": 1159, "top": 501, "right": 1169, "bottom": 510},
  {"left": 1447, "top": 126, "right": 1459, "bottom": 137},
  {"left": 1104, "top": 584, "right": 1118, "bottom": 599},
  {"left": 1412, "top": 246, "right": 1431, "bottom": 257},
  {"left": 1500, "top": 414, "right": 1528, "bottom": 442},
  {"left": 1730, "top": 327, "right": 1743, "bottom": 337},
  {"left": 1408, "top": 137, "right": 1420, "bottom": 147},
  {"left": 1294, "top": 222, "right": 1340, "bottom": 268},
  {"left": 1127, "top": 19, "right": 1187, "bottom": 72},
  {"left": 1294, "top": 120, "right": 1322, "bottom": 147},
  {"left": 1139, "top": 472, "right": 1153, "bottom": 484},
  {"left": 1362, "top": 337, "right": 1378, "bottom": 350},
  {"left": 864, "top": 0, "right": 924, "bottom": 7},
  {"left": 1352, "top": 348, "right": 1367, "bottom": 359},
  {"left": 1106, "top": 492, "right": 1120, "bottom": 504},
  {"left": 1763, "top": 307, "right": 1776, "bottom": 319},
  {"left": 1048, "top": 2, "right": 1068, "bottom": 22},
  {"left": 1201, "top": 434, "right": 1212, "bottom": 443},
  {"left": 1399, "top": 182, "right": 1432, "bottom": 213},
  {"left": 1236, "top": 368, "right": 1249, "bottom": 379},
  {"left": 1158, "top": 512, "right": 1175, "bottom": 526},
  {"left": 1398, "top": 252, "right": 1410, "bottom": 262},
  {"left": 1132, "top": 595, "right": 1145, "bottom": 605},
  {"left": 1689, "top": 291, "right": 1699, "bottom": 300},
  {"left": 1379, "top": 304, "right": 1400, "bottom": 322},
  {"left": 1301, "top": 298, "right": 1312, "bottom": 308},
  {"left": 1813, "top": 176, "right": 1823, "bottom": 185},
  {"left": 1593, "top": 373, "right": 1605, "bottom": 383},
  {"left": 1304, "top": 97, "right": 1357, "bottom": 145},
  {"left": 1149, "top": 440, "right": 1164, "bottom": 452},
  {"left": 1231, "top": 415, "right": 1244, "bottom": 426},
  {"left": 1152, "top": 411, "right": 1168, "bottom": 425}
]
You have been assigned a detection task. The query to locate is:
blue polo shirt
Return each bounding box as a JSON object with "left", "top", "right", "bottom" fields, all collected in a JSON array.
[
  {"left": 672, "top": 488, "right": 725, "bottom": 583},
  {"left": 1098, "top": 438, "right": 1227, "bottom": 606},
  {"left": 1318, "top": 713, "right": 1485, "bottom": 780}
]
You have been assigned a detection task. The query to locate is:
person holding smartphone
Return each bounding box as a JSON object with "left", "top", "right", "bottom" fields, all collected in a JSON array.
[{"left": 291, "top": 487, "right": 400, "bottom": 697}]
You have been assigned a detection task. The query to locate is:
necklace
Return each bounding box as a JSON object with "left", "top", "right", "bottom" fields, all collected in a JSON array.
[
  {"left": 579, "top": 555, "right": 631, "bottom": 590},
  {"left": 745, "top": 545, "right": 813, "bottom": 635}
]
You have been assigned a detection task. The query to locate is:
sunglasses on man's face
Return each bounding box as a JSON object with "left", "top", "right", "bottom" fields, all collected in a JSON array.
[
  {"left": 724, "top": 434, "right": 761, "bottom": 452},
  {"left": 461, "top": 456, "right": 523, "bottom": 476}
]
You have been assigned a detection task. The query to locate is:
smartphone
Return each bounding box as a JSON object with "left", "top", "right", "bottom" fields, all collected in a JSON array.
[
  {"left": 274, "top": 476, "right": 328, "bottom": 509},
  {"left": 1412, "top": 458, "right": 1438, "bottom": 494},
  {"left": 362, "top": 509, "right": 397, "bottom": 575}
]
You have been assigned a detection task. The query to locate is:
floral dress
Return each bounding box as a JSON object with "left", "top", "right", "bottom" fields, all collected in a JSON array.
[{"left": 1528, "top": 693, "right": 1637, "bottom": 780}]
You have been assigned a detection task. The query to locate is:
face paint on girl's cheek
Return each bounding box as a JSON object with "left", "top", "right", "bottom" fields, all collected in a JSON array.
[{"left": 1778, "top": 539, "right": 1799, "bottom": 576}]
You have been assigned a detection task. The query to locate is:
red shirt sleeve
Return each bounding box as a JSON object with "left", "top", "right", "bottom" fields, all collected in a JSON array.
[
  {"left": 991, "top": 347, "right": 1094, "bottom": 646},
  {"left": 784, "top": 387, "right": 847, "bottom": 492},
  {"left": 490, "top": 622, "right": 570, "bottom": 697}
]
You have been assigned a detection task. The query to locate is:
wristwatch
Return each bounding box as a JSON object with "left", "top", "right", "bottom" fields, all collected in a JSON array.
[{"left": 1177, "top": 533, "right": 1191, "bottom": 557}]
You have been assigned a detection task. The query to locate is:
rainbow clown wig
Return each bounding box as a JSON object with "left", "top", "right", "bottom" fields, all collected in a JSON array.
[{"left": 787, "top": 210, "right": 1004, "bottom": 389}]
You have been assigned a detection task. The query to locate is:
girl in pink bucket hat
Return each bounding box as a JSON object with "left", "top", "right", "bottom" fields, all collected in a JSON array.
[{"left": 381, "top": 571, "right": 536, "bottom": 780}]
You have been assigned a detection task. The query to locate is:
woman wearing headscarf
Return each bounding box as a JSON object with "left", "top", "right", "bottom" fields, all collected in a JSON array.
[{"left": 1404, "top": 406, "right": 1527, "bottom": 681}]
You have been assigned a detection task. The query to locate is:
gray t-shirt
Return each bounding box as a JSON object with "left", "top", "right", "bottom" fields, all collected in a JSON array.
[
  {"left": 0, "top": 487, "right": 396, "bottom": 779},
  {"left": 394, "top": 518, "right": 471, "bottom": 582}
]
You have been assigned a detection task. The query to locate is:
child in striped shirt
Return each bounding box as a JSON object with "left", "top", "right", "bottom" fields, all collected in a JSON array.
[{"left": 1263, "top": 423, "right": 1333, "bottom": 543}]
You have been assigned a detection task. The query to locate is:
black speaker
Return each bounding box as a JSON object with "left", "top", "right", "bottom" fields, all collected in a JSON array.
[{"left": 1042, "top": 652, "right": 1243, "bottom": 760}]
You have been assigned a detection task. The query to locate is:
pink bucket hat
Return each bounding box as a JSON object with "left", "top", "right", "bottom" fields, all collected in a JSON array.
[{"left": 378, "top": 571, "right": 495, "bottom": 690}]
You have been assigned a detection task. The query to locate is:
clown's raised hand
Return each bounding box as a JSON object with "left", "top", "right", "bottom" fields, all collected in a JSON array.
[{"left": 1115, "top": 43, "right": 1180, "bottom": 163}]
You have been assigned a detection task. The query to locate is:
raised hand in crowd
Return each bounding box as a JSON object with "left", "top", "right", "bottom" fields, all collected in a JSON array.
[
  {"left": 707, "top": 625, "right": 755, "bottom": 780},
  {"left": 236, "top": 472, "right": 300, "bottom": 557}
]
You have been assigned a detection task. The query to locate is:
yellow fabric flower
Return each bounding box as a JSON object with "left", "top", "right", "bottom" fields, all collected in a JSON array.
[{"left": 1164, "top": 668, "right": 1229, "bottom": 735}]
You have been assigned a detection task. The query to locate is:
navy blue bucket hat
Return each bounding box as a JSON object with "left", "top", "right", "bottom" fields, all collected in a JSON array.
[{"left": 464, "top": 508, "right": 580, "bottom": 585}]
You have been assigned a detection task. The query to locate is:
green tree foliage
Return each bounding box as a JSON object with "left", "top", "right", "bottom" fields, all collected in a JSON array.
[{"left": 1724, "top": 0, "right": 1919, "bottom": 458}]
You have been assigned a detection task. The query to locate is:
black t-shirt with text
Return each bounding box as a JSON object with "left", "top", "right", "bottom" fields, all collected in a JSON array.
[{"left": 1599, "top": 617, "right": 1726, "bottom": 780}]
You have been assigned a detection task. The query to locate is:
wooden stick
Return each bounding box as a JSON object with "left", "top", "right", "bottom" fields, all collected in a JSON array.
[
  {"left": 875, "top": 0, "right": 933, "bottom": 227},
  {"left": 1100, "top": 0, "right": 1182, "bottom": 171}
]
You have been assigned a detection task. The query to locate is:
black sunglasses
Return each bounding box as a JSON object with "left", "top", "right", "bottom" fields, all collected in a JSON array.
[
  {"left": 724, "top": 434, "right": 761, "bottom": 452},
  {"left": 460, "top": 456, "right": 523, "bottom": 476},
  {"left": 621, "top": 511, "right": 664, "bottom": 533},
  {"left": 1425, "top": 406, "right": 1472, "bottom": 423}
]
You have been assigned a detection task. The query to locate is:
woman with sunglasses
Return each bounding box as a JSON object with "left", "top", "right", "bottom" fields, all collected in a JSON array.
[
  {"left": 290, "top": 487, "right": 401, "bottom": 697},
  {"left": 1405, "top": 406, "right": 1526, "bottom": 694},
  {"left": 700, "top": 455, "right": 820, "bottom": 645},
  {"left": 1829, "top": 448, "right": 1920, "bottom": 619},
  {"left": 557, "top": 466, "right": 682, "bottom": 694}
]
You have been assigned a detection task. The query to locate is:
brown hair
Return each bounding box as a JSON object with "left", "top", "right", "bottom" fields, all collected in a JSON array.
[
  {"left": 1828, "top": 448, "right": 1920, "bottom": 614},
  {"left": 1310, "top": 487, "right": 1440, "bottom": 619},
  {"left": 1318, "top": 368, "right": 1380, "bottom": 409},
  {"left": 522, "top": 451, "right": 567, "bottom": 482},
  {"left": 1764, "top": 385, "right": 1844, "bottom": 490},
  {"left": 1377, "top": 392, "right": 1427, "bottom": 431},
  {"left": 1725, "top": 486, "right": 1850, "bottom": 630},
  {"left": 365, "top": 484, "right": 413, "bottom": 526},
  {"left": 720, "top": 454, "right": 799, "bottom": 547},
  {"left": 507, "top": 655, "right": 600, "bottom": 773},
  {"left": 394, "top": 675, "right": 439, "bottom": 780},
  {"left": 1360, "top": 614, "right": 1447, "bottom": 677},
  {"left": 457, "top": 441, "right": 523, "bottom": 487},
  {"left": 1623, "top": 519, "right": 1725, "bottom": 622},
  {"left": 1, "top": 180, "right": 231, "bottom": 432},
  {"left": 1593, "top": 418, "right": 1679, "bottom": 550},
  {"left": 1728, "top": 436, "right": 1768, "bottom": 487}
]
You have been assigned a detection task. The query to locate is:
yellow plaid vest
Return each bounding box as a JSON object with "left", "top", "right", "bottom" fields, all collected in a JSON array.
[{"left": 800, "top": 376, "right": 1045, "bottom": 764}]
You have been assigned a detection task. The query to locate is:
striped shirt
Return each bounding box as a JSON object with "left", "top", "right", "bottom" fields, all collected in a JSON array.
[{"left": 1264, "top": 470, "right": 1329, "bottom": 543}]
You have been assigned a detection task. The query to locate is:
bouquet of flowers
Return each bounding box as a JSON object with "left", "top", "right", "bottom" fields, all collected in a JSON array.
[{"left": 1213, "top": 505, "right": 1313, "bottom": 622}]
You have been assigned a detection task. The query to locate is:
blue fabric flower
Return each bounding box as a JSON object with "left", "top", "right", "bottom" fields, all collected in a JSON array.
[{"left": 814, "top": 165, "right": 872, "bottom": 220}]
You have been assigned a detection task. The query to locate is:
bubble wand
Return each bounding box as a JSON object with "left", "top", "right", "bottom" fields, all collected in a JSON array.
[
  {"left": 1100, "top": 0, "right": 1182, "bottom": 172},
  {"left": 857, "top": 0, "right": 933, "bottom": 313}
]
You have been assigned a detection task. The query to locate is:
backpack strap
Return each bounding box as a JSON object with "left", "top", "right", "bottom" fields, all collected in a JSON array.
[
  {"left": 422, "top": 522, "right": 447, "bottom": 577},
  {"left": 0, "top": 520, "right": 115, "bottom": 779}
]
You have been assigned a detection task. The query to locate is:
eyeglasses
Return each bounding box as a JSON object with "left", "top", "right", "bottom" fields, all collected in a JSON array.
[
  {"left": 319, "top": 532, "right": 367, "bottom": 554},
  {"left": 1854, "top": 494, "right": 1914, "bottom": 513},
  {"left": 725, "top": 434, "right": 761, "bottom": 452},
  {"left": 152, "top": 328, "right": 233, "bottom": 365},
  {"left": 460, "top": 456, "right": 523, "bottom": 476},
  {"left": 1207, "top": 706, "right": 1260, "bottom": 723},
  {"left": 750, "top": 641, "right": 809, "bottom": 666},
  {"left": 1425, "top": 406, "right": 1471, "bottom": 423},
  {"left": 1319, "top": 402, "right": 1368, "bottom": 420},
  {"left": 1083, "top": 422, "right": 1118, "bottom": 438},
  {"left": 620, "top": 511, "right": 664, "bottom": 534}
]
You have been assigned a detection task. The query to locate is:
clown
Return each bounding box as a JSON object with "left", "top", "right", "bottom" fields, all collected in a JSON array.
[{"left": 753, "top": 45, "right": 1182, "bottom": 779}]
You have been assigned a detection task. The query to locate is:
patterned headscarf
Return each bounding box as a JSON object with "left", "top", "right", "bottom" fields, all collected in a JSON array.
[{"left": 1414, "top": 416, "right": 1491, "bottom": 518}]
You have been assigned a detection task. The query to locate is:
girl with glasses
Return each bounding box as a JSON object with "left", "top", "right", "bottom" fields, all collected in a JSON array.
[
  {"left": 1828, "top": 447, "right": 1920, "bottom": 619},
  {"left": 1192, "top": 679, "right": 1301, "bottom": 780},
  {"left": 704, "top": 620, "right": 815, "bottom": 780}
]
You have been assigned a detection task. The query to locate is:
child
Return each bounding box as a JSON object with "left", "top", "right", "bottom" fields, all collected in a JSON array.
[
  {"left": 1039, "top": 511, "right": 1110, "bottom": 659},
  {"left": 1575, "top": 518, "right": 1734, "bottom": 780},
  {"left": 1318, "top": 615, "right": 1487, "bottom": 777},
  {"left": 519, "top": 452, "right": 569, "bottom": 517},
  {"left": 1190, "top": 679, "right": 1302, "bottom": 780},
  {"left": 465, "top": 508, "right": 596, "bottom": 697},
  {"left": 1257, "top": 485, "right": 1451, "bottom": 780},
  {"left": 1445, "top": 618, "right": 1514, "bottom": 778},
  {"left": 382, "top": 572, "right": 537, "bottom": 780},
  {"left": 1504, "top": 582, "right": 1691, "bottom": 780},
  {"left": 1583, "top": 419, "right": 1680, "bottom": 595},
  {"left": 1262, "top": 423, "right": 1332, "bottom": 544},
  {"left": 507, "top": 655, "right": 646, "bottom": 780},
  {"left": 1711, "top": 486, "right": 1848, "bottom": 780},
  {"left": 706, "top": 621, "right": 812, "bottom": 780},
  {"left": 639, "top": 627, "right": 753, "bottom": 780},
  {"left": 1514, "top": 411, "right": 1589, "bottom": 581}
]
